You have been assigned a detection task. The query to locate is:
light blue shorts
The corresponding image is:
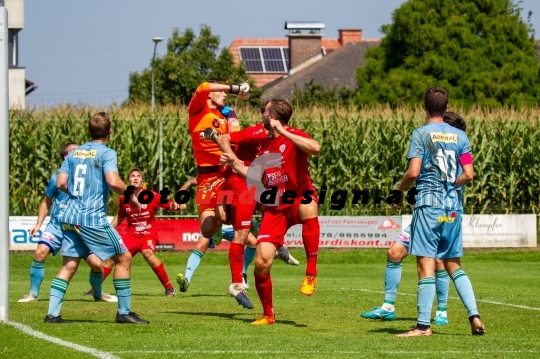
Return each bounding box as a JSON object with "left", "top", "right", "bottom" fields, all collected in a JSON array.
[
  {"left": 38, "top": 221, "right": 63, "bottom": 256},
  {"left": 409, "top": 207, "right": 463, "bottom": 260},
  {"left": 60, "top": 222, "right": 127, "bottom": 260},
  {"left": 395, "top": 224, "right": 411, "bottom": 249}
]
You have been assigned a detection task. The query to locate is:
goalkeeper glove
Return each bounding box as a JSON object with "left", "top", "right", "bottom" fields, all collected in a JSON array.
[
  {"left": 229, "top": 83, "right": 250, "bottom": 100},
  {"left": 200, "top": 128, "right": 219, "bottom": 142}
]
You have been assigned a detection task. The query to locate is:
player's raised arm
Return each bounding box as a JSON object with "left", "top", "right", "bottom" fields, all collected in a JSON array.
[
  {"left": 56, "top": 173, "right": 69, "bottom": 194},
  {"left": 272, "top": 121, "right": 320, "bottom": 155},
  {"left": 221, "top": 153, "right": 248, "bottom": 178}
]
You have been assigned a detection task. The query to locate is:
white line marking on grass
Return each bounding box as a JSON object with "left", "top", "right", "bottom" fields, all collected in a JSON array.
[
  {"left": 6, "top": 321, "right": 119, "bottom": 359},
  {"left": 111, "top": 350, "right": 537, "bottom": 355},
  {"left": 343, "top": 288, "right": 540, "bottom": 311}
]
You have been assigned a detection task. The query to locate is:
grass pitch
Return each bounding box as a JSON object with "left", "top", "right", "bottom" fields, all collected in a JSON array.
[{"left": 1, "top": 249, "right": 539, "bottom": 358}]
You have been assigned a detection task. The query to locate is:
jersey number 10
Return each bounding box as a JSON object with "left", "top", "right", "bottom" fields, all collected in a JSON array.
[{"left": 436, "top": 149, "right": 457, "bottom": 183}]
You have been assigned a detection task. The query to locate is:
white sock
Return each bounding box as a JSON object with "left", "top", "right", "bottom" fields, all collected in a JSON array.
[
  {"left": 436, "top": 310, "right": 447, "bottom": 317},
  {"left": 381, "top": 303, "right": 395, "bottom": 312}
]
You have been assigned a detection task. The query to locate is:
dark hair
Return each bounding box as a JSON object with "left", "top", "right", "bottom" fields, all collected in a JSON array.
[
  {"left": 60, "top": 142, "right": 78, "bottom": 160},
  {"left": 128, "top": 167, "right": 144, "bottom": 180},
  {"left": 267, "top": 99, "right": 293, "bottom": 124},
  {"left": 424, "top": 87, "right": 448, "bottom": 117},
  {"left": 260, "top": 99, "right": 270, "bottom": 115},
  {"left": 88, "top": 112, "right": 111, "bottom": 140},
  {"left": 443, "top": 111, "right": 466, "bottom": 132}
]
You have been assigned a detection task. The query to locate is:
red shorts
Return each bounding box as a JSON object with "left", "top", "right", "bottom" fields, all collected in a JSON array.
[
  {"left": 257, "top": 196, "right": 315, "bottom": 247},
  {"left": 196, "top": 172, "right": 226, "bottom": 214},
  {"left": 222, "top": 178, "right": 257, "bottom": 230},
  {"left": 123, "top": 232, "right": 157, "bottom": 256}
]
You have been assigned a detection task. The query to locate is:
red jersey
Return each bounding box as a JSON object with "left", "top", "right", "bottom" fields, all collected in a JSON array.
[
  {"left": 226, "top": 123, "right": 269, "bottom": 182},
  {"left": 118, "top": 190, "right": 170, "bottom": 238},
  {"left": 259, "top": 127, "right": 316, "bottom": 205}
]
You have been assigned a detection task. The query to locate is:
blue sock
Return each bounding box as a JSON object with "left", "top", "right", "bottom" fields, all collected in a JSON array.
[
  {"left": 451, "top": 268, "right": 479, "bottom": 317},
  {"left": 383, "top": 260, "right": 402, "bottom": 310},
  {"left": 90, "top": 270, "right": 103, "bottom": 298},
  {"left": 243, "top": 246, "right": 256, "bottom": 274},
  {"left": 30, "top": 260, "right": 45, "bottom": 298},
  {"left": 436, "top": 269, "right": 450, "bottom": 311},
  {"left": 417, "top": 276, "right": 436, "bottom": 326},
  {"left": 114, "top": 278, "right": 131, "bottom": 315},
  {"left": 48, "top": 277, "right": 69, "bottom": 317},
  {"left": 185, "top": 250, "right": 203, "bottom": 283}
]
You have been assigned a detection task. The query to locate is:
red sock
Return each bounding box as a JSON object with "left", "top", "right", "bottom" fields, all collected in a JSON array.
[
  {"left": 302, "top": 217, "right": 320, "bottom": 277},
  {"left": 229, "top": 243, "right": 244, "bottom": 284},
  {"left": 254, "top": 272, "right": 274, "bottom": 317},
  {"left": 152, "top": 263, "right": 173, "bottom": 290},
  {"left": 102, "top": 266, "right": 113, "bottom": 282}
]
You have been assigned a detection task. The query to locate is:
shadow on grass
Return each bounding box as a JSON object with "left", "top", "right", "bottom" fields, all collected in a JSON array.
[
  {"left": 165, "top": 311, "right": 307, "bottom": 327},
  {"left": 368, "top": 327, "right": 455, "bottom": 336}
]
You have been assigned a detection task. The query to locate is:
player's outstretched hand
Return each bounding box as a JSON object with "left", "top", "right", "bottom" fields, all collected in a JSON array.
[
  {"left": 392, "top": 191, "right": 404, "bottom": 210},
  {"left": 229, "top": 83, "right": 250, "bottom": 100},
  {"left": 200, "top": 128, "right": 219, "bottom": 142},
  {"left": 29, "top": 224, "right": 41, "bottom": 237}
]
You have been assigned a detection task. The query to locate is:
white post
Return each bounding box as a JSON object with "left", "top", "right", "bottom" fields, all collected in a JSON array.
[
  {"left": 151, "top": 37, "right": 163, "bottom": 190},
  {"left": 0, "top": 5, "right": 10, "bottom": 322}
]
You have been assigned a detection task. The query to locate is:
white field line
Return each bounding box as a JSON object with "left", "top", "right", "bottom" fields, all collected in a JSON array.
[
  {"left": 5, "top": 321, "right": 119, "bottom": 359},
  {"left": 343, "top": 288, "right": 540, "bottom": 311},
  {"left": 110, "top": 349, "right": 537, "bottom": 355}
]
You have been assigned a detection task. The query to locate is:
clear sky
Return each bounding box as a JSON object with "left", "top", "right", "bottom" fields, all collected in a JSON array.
[{"left": 18, "top": 0, "right": 540, "bottom": 107}]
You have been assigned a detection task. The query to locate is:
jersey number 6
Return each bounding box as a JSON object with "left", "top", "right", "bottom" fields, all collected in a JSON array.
[{"left": 73, "top": 164, "right": 87, "bottom": 196}]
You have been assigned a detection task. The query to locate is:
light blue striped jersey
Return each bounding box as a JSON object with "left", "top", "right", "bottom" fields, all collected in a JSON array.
[
  {"left": 408, "top": 122, "right": 471, "bottom": 210},
  {"left": 45, "top": 171, "right": 70, "bottom": 225},
  {"left": 58, "top": 142, "right": 119, "bottom": 226}
]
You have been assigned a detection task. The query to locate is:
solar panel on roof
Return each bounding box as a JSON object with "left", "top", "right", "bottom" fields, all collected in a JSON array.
[
  {"left": 239, "top": 47, "right": 289, "bottom": 73},
  {"left": 262, "top": 48, "right": 285, "bottom": 72},
  {"left": 239, "top": 48, "right": 263, "bottom": 72}
]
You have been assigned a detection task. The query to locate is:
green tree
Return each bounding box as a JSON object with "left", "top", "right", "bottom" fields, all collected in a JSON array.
[
  {"left": 127, "top": 25, "right": 258, "bottom": 106},
  {"left": 355, "top": 0, "right": 540, "bottom": 108}
]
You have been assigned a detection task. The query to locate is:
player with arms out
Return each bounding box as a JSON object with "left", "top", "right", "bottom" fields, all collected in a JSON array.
[
  {"left": 45, "top": 112, "right": 149, "bottom": 324},
  {"left": 361, "top": 111, "right": 467, "bottom": 325},
  {"left": 221, "top": 99, "right": 321, "bottom": 325},
  {"left": 187, "top": 81, "right": 249, "bottom": 241},
  {"left": 84, "top": 168, "right": 179, "bottom": 297},
  {"left": 19, "top": 142, "right": 115, "bottom": 303},
  {"left": 394, "top": 88, "right": 484, "bottom": 337}
]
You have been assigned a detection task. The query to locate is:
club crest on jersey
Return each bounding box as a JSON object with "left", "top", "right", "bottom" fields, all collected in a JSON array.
[
  {"left": 279, "top": 144, "right": 286, "bottom": 153},
  {"left": 73, "top": 150, "right": 97, "bottom": 159},
  {"left": 431, "top": 132, "right": 457, "bottom": 143},
  {"left": 141, "top": 204, "right": 147, "bottom": 209}
]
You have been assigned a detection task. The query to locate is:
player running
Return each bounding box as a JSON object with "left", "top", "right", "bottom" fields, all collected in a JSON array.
[
  {"left": 394, "top": 88, "right": 484, "bottom": 337},
  {"left": 19, "top": 142, "right": 115, "bottom": 303},
  {"left": 45, "top": 112, "right": 149, "bottom": 324},
  {"left": 221, "top": 99, "right": 321, "bottom": 325},
  {"left": 84, "top": 168, "right": 179, "bottom": 297},
  {"left": 361, "top": 111, "right": 467, "bottom": 325}
]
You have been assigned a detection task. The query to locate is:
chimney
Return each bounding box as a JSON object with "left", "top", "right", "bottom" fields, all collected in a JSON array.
[
  {"left": 339, "top": 29, "right": 362, "bottom": 45},
  {"left": 285, "top": 21, "right": 324, "bottom": 70}
]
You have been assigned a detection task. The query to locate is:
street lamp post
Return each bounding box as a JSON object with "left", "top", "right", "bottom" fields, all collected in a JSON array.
[{"left": 151, "top": 37, "right": 163, "bottom": 190}]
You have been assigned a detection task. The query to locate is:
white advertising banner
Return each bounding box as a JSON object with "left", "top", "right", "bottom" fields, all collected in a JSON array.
[
  {"left": 284, "top": 216, "right": 402, "bottom": 248},
  {"left": 9, "top": 216, "right": 114, "bottom": 251},
  {"left": 401, "top": 214, "right": 537, "bottom": 248}
]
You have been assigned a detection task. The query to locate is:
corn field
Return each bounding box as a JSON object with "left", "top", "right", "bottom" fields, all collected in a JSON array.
[{"left": 9, "top": 104, "right": 540, "bottom": 218}]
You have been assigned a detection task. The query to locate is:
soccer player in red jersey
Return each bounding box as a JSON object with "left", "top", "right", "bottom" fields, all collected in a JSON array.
[
  {"left": 86, "top": 168, "right": 179, "bottom": 297},
  {"left": 221, "top": 99, "right": 321, "bottom": 325}
]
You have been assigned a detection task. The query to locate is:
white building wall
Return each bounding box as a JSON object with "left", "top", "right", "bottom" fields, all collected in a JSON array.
[
  {"left": 9, "top": 68, "right": 25, "bottom": 110},
  {"left": 5, "top": 0, "right": 23, "bottom": 29}
]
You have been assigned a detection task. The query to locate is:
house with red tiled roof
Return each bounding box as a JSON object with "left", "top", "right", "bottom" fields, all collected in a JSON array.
[{"left": 227, "top": 21, "right": 381, "bottom": 99}]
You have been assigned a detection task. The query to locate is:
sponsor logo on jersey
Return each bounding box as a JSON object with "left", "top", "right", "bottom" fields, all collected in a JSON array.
[
  {"left": 279, "top": 144, "right": 286, "bottom": 153},
  {"left": 430, "top": 132, "right": 457, "bottom": 143},
  {"left": 438, "top": 212, "right": 457, "bottom": 223},
  {"left": 73, "top": 150, "right": 97, "bottom": 159},
  {"left": 242, "top": 221, "right": 251, "bottom": 226}
]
